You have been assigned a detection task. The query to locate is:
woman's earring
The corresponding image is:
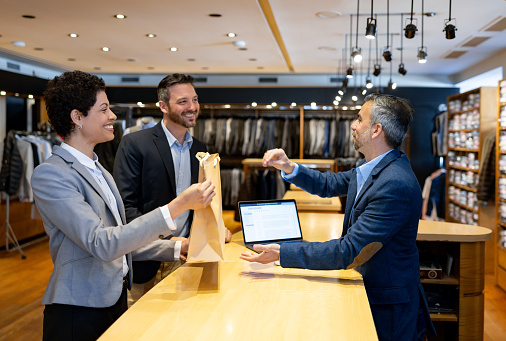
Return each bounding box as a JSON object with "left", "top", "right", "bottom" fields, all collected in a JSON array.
[{"left": 78, "top": 125, "right": 82, "bottom": 129}]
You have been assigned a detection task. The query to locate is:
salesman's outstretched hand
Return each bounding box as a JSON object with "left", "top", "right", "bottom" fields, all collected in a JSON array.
[
  {"left": 262, "top": 149, "right": 296, "bottom": 174},
  {"left": 240, "top": 244, "right": 281, "bottom": 264}
]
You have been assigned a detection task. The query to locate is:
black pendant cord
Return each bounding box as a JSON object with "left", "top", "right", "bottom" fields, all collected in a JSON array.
[
  {"left": 355, "top": 0, "right": 360, "bottom": 48},
  {"left": 386, "top": 0, "right": 390, "bottom": 48}
]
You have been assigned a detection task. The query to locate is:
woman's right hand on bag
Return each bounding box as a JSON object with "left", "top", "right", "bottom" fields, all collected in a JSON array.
[{"left": 167, "top": 179, "right": 216, "bottom": 219}]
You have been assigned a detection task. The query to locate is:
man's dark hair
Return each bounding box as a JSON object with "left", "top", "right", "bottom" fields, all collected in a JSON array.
[
  {"left": 157, "top": 73, "right": 195, "bottom": 103},
  {"left": 364, "top": 93, "right": 415, "bottom": 148},
  {"left": 43, "top": 70, "right": 106, "bottom": 138}
]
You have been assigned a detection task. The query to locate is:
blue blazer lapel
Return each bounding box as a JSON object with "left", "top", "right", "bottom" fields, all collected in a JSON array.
[
  {"left": 353, "top": 149, "right": 401, "bottom": 206},
  {"left": 152, "top": 122, "right": 177, "bottom": 197}
]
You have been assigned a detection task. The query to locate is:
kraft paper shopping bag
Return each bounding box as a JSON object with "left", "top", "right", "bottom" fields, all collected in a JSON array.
[{"left": 186, "top": 152, "right": 225, "bottom": 262}]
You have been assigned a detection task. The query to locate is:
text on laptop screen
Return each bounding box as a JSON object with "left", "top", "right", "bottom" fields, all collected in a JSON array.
[{"left": 240, "top": 201, "right": 302, "bottom": 243}]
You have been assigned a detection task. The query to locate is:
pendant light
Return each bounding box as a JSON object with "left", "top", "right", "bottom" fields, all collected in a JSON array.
[
  {"left": 373, "top": 22, "right": 381, "bottom": 76},
  {"left": 351, "top": 0, "right": 363, "bottom": 63},
  {"left": 365, "top": 0, "right": 377, "bottom": 39},
  {"left": 444, "top": 0, "right": 457, "bottom": 39},
  {"left": 347, "top": 14, "right": 354, "bottom": 77},
  {"left": 388, "top": 34, "right": 397, "bottom": 89},
  {"left": 366, "top": 39, "right": 373, "bottom": 88},
  {"left": 417, "top": 0, "right": 428, "bottom": 63},
  {"left": 404, "top": 0, "right": 418, "bottom": 39},
  {"left": 382, "top": 0, "right": 392, "bottom": 62},
  {"left": 398, "top": 14, "right": 407, "bottom": 75}
]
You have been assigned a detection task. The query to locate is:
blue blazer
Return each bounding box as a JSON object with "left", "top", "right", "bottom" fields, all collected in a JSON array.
[
  {"left": 31, "top": 146, "right": 178, "bottom": 308},
  {"left": 280, "top": 149, "right": 435, "bottom": 340}
]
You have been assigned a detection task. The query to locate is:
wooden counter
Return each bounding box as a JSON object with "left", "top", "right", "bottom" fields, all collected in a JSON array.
[{"left": 99, "top": 212, "right": 377, "bottom": 341}]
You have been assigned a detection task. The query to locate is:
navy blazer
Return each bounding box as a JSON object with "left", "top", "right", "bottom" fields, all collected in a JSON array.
[
  {"left": 280, "top": 149, "right": 434, "bottom": 340},
  {"left": 114, "top": 121, "right": 207, "bottom": 282}
]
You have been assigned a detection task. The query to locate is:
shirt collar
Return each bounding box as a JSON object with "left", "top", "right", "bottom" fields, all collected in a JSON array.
[
  {"left": 357, "top": 149, "right": 393, "bottom": 182},
  {"left": 161, "top": 120, "right": 193, "bottom": 147},
  {"left": 60, "top": 142, "right": 99, "bottom": 170}
]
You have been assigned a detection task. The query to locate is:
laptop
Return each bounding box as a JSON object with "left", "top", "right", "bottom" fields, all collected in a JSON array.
[{"left": 238, "top": 199, "right": 307, "bottom": 252}]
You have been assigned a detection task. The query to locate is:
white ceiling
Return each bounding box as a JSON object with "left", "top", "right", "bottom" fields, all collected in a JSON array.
[{"left": 0, "top": 0, "right": 505, "bottom": 87}]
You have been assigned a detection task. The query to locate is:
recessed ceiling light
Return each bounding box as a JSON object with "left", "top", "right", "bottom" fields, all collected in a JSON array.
[
  {"left": 208, "top": 13, "right": 222, "bottom": 17},
  {"left": 170, "top": 47, "right": 178, "bottom": 52},
  {"left": 22, "top": 15, "right": 36, "bottom": 19},
  {"left": 94, "top": 67, "right": 101, "bottom": 70},
  {"left": 315, "top": 11, "right": 342, "bottom": 19},
  {"left": 202, "top": 67, "right": 209, "bottom": 70},
  {"left": 227, "top": 33, "right": 236, "bottom": 37},
  {"left": 101, "top": 47, "right": 110, "bottom": 52},
  {"left": 249, "top": 58, "right": 257, "bottom": 61},
  {"left": 239, "top": 47, "right": 247, "bottom": 51},
  {"left": 67, "top": 58, "right": 76, "bottom": 61},
  {"left": 114, "top": 14, "right": 126, "bottom": 19},
  {"left": 147, "top": 66, "right": 155, "bottom": 70},
  {"left": 127, "top": 58, "right": 136, "bottom": 62},
  {"left": 1, "top": 91, "right": 7, "bottom": 96},
  {"left": 69, "top": 33, "right": 78, "bottom": 38},
  {"left": 187, "top": 58, "right": 196, "bottom": 62},
  {"left": 34, "top": 47, "right": 44, "bottom": 51},
  {"left": 146, "top": 33, "right": 156, "bottom": 38},
  {"left": 257, "top": 66, "right": 264, "bottom": 70},
  {"left": 12, "top": 41, "right": 26, "bottom": 47}
]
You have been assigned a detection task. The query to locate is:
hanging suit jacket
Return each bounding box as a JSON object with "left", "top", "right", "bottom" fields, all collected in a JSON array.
[
  {"left": 280, "top": 149, "right": 435, "bottom": 340},
  {"left": 31, "top": 146, "right": 177, "bottom": 308},
  {"left": 113, "top": 121, "right": 206, "bottom": 283}
]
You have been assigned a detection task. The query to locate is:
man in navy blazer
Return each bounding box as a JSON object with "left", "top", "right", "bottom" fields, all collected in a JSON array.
[{"left": 241, "top": 94, "right": 435, "bottom": 341}]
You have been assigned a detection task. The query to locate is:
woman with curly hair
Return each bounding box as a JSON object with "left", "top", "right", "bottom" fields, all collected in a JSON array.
[{"left": 32, "top": 70, "right": 215, "bottom": 341}]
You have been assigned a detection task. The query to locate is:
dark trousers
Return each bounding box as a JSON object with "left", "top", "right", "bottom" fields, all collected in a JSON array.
[{"left": 43, "top": 285, "right": 127, "bottom": 341}]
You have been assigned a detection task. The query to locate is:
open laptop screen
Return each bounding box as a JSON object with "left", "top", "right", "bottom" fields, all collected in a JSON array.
[{"left": 239, "top": 199, "right": 303, "bottom": 244}]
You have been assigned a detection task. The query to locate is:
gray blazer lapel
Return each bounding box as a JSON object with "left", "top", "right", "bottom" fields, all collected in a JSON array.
[
  {"left": 98, "top": 162, "right": 127, "bottom": 224},
  {"left": 152, "top": 123, "right": 177, "bottom": 196},
  {"left": 53, "top": 146, "right": 118, "bottom": 223}
]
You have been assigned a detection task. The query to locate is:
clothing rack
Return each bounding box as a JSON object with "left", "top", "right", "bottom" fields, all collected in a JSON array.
[{"left": 2, "top": 194, "right": 26, "bottom": 258}]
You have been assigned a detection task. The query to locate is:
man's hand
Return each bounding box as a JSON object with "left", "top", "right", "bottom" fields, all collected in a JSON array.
[
  {"left": 240, "top": 244, "right": 281, "bottom": 264},
  {"left": 168, "top": 179, "right": 215, "bottom": 218},
  {"left": 262, "top": 149, "right": 295, "bottom": 174},
  {"left": 225, "top": 228, "right": 232, "bottom": 243}
]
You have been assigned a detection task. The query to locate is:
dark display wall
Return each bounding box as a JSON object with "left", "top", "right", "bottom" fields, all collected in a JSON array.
[{"left": 0, "top": 69, "right": 459, "bottom": 187}]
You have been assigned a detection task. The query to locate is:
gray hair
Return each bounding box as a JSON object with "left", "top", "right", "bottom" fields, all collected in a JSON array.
[{"left": 364, "top": 93, "right": 414, "bottom": 148}]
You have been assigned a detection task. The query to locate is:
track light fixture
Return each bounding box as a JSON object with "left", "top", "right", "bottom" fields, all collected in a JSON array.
[
  {"left": 351, "top": 47, "right": 363, "bottom": 63},
  {"left": 338, "top": 89, "right": 345, "bottom": 96},
  {"left": 417, "top": 47, "right": 427, "bottom": 63},
  {"left": 417, "top": 0, "right": 428, "bottom": 63},
  {"left": 347, "top": 67, "right": 354, "bottom": 78},
  {"left": 365, "top": 0, "right": 376, "bottom": 39},
  {"left": 383, "top": 47, "right": 392, "bottom": 62},
  {"left": 351, "top": 0, "right": 362, "bottom": 63},
  {"left": 388, "top": 79, "right": 397, "bottom": 89},
  {"left": 383, "top": 0, "right": 391, "bottom": 62},
  {"left": 361, "top": 88, "right": 368, "bottom": 95},
  {"left": 405, "top": 0, "right": 417, "bottom": 39},
  {"left": 342, "top": 78, "right": 349, "bottom": 88},
  {"left": 444, "top": 0, "right": 457, "bottom": 39},
  {"left": 398, "top": 63, "right": 407, "bottom": 75},
  {"left": 373, "top": 64, "right": 381, "bottom": 76},
  {"left": 366, "top": 77, "right": 373, "bottom": 88}
]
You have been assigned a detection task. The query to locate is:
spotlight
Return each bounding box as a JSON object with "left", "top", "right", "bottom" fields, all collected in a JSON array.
[
  {"left": 398, "top": 63, "right": 407, "bottom": 76},
  {"left": 361, "top": 88, "right": 367, "bottom": 95},
  {"left": 346, "top": 67, "right": 354, "bottom": 78},
  {"left": 351, "top": 47, "right": 362, "bottom": 63},
  {"left": 388, "top": 80, "right": 397, "bottom": 90},
  {"left": 338, "top": 89, "right": 345, "bottom": 96},
  {"left": 444, "top": 21, "right": 457, "bottom": 39},
  {"left": 366, "top": 78, "right": 373, "bottom": 89},
  {"left": 383, "top": 47, "right": 392, "bottom": 62},
  {"left": 404, "top": 23, "right": 417, "bottom": 39},
  {"left": 352, "top": 95, "right": 358, "bottom": 102},
  {"left": 417, "top": 47, "right": 427, "bottom": 64},
  {"left": 365, "top": 18, "right": 377, "bottom": 39},
  {"left": 373, "top": 64, "right": 381, "bottom": 76}
]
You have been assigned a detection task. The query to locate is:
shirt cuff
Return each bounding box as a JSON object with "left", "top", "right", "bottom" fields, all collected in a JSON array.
[
  {"left": 174, "top": 240, "right": 182, "bottom": 259},
  {"left": 281, "top": 163, "right": 300, "bottom": 180},
  {"left": 160, "top": 205, "right": 177, "bottom": 231}
]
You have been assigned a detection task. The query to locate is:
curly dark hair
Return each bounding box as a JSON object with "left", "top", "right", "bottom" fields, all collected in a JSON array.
[
  {"left": 157, "top": 73, "right": 195, "bottom": 103},
  {"left": 43, "top": 70, "right": 106, "bottom": 138}
]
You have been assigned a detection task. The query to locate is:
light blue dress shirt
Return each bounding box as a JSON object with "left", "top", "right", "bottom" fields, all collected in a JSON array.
[{"left": 161, "top": 121, "right": 193, "bottom": 238}]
